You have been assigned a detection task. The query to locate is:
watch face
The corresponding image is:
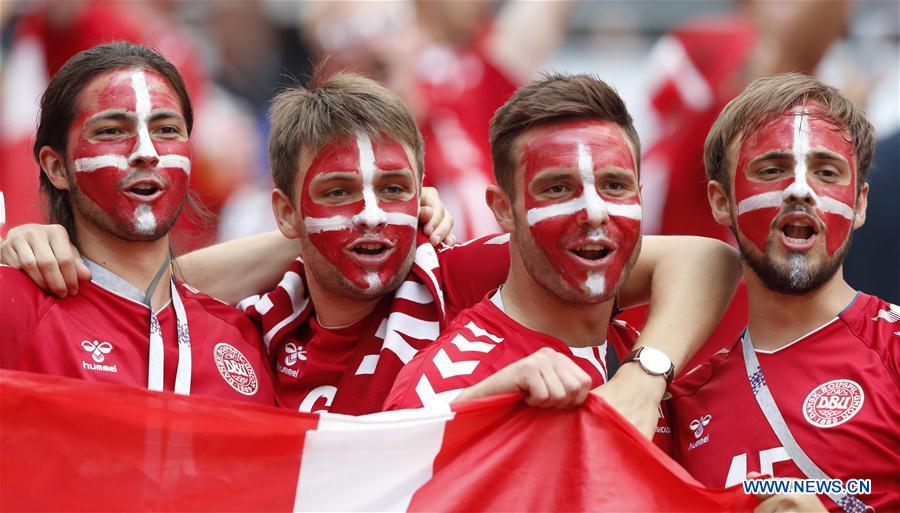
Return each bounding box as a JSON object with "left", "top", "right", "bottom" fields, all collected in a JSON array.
[{"left": 640, "top": 347, "right": 671, "bottom": 374}]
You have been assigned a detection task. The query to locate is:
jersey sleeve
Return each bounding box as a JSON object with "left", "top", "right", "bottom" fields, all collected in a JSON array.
[
  {"left": 847, "top": 297, "right": 900, "bottom": 386},
  {"left": 384, "top": 317, "right": 508, "bottom": 410},
  {"left": 0, "top": 267, "right": 53, "bottom": 367},
  {"left": 437, "top": 233, "right": 510, "bottom": 318}
]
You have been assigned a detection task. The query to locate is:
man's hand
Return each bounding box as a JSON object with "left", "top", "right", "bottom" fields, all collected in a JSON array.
[
  {"left": 419, "top": 186, "right": 457, "bottom": 246},
  {"left": 747, "top": 473, "right": 829, "bottom": 513},
  {"left": 593, "top": 361, "right": 666, "bottom": 439},
  {"left": 454, "top": 347, "right": 592, "bottom": 408},
  {"left": 1, "top": 224, "right": 90, "bottom": 298}
]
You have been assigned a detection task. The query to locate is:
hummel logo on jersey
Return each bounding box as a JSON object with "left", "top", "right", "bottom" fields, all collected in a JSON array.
[
  {"left": 80, "top": 340, "right": 118, "bottom": 373},
  {"left": 276, "top": 342, "right": 305, "bottom": 378},
  {"left": 688, "top": 414, "right": 712, "bottom": 451},
  {"left": 81, "top": 340, "right": 113, "bottom": 362},
  {"left": 284, "top": 342, "right": 307, "bottom": 366}
]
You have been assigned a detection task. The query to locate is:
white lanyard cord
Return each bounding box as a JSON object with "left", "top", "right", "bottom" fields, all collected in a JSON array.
[
  {"left": 741, "top": 330, "right": 871, "bottom": 513},
  {"left": 146, "top": 259, "right": 191, "bottom": 395}
]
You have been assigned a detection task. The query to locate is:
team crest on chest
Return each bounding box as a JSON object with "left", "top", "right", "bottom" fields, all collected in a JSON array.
[
  {"left": 213, "top": 343, "right": 259, "bottom": 396},
  {"left": 802, "top": 379, "right": 864, "bottom": 428}
]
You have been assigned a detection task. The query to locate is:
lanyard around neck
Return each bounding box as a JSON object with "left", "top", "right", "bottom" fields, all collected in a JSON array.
[
  {"left": 740, "top": 330, "right": 870, "bottom": 513},
  {"left": 145, "top": 257, "right": 192, "bottom": 395}
]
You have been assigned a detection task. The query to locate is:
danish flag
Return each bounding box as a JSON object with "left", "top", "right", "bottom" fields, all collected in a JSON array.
[{"left": 1, "top": 370, "right": 757, "bottom": 512}]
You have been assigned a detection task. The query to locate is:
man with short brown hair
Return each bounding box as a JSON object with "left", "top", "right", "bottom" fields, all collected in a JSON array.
[
  {"left": 386, "top": 74, "right": 739, "bottom": 445},
  {"left": 669, "top": 73, "right": 899, "bottom": 512}
]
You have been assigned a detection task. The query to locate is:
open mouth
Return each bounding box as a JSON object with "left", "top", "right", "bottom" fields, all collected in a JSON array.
[
  {"left": 570, "top": 245, "right": 612, "bottom": 261},
  {"left": 128, "top": 184, "right": 160, "bottom": 196},
  {"left": 345, "top": 237, "right": 396, "bottom": 267},
  {"left": 122, "top": 179, "right": 165, "bottom": 201},
  {"left": 776, "top": 212, "right": 820, "bottom": 250},
  {"left": 352, "top": 242, "right": 389, "bottom": 256}
]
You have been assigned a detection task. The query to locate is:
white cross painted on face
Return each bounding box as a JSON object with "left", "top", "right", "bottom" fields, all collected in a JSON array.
[
  {"left": 304, "top": 132, "right": 418, "bottom": 233},
  {"left": 736, "top": 108, "right": 853, "bottom": 220},
  {"left": 525, "top": 142, "right": 642, "bottom": 226}
]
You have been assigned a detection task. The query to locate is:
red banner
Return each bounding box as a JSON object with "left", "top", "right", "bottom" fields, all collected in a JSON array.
[{"left": 1, "top": 370, "right": 756, "bottom": 512}]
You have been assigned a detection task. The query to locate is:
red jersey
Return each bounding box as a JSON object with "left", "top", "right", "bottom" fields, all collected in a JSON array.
[
  {"left": 669, "top": 293, "right": 900, "bottom": 512},
  {"left": 239, "top": 233, "right": 511, "bottom": 415},
  {"left": 0, "top": 265, "right": 275, "bottom": 406},
  {"left": 384, "top": 293, "right": 673, "bottom": 451}
]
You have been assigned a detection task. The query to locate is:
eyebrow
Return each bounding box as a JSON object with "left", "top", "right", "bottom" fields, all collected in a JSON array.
[
  {"left": 85, "top": 110, "right": 135, "bottom": 125},
  {"left": 377, "top": 169, "right": 414, "bottom": 179},
  {"left": 310, "top": 171, "right": 359, "bottom": 183},
  {"left": 147, "top": 109, "right": 186, "bottom": 124},
  {"left": 531, "top": 169, "right": 578, "bottom": 183},
  {"left": 599, "top": 167, "right": 637, "bottom": 179},
  {"left": 750, "top": 150, "right": 849, "bottom": 165}
]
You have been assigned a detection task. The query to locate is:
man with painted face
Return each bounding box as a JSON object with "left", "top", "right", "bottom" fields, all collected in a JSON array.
[
  {"left": 0, "top": 42, "right": 275, "bottom": 405},
  {"left": 668, "top": 74, "right": 899, "bottom": 513},
  {"left": 386, "top": 75, "right": 696, "bottom": 447}
]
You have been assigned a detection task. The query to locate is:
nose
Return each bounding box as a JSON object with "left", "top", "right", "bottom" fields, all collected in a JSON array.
[
  {"left": 128, "top": 127, "right": 160, "bottom": 169},
  {"left": 576, "top": 197, "right": 610, "bottom": 227},
  {"left": 782, "top": 179, "right": 817, "bottom": 206},
  {"left": 353, "top": 202, "right": 387, "bottom": 231}
]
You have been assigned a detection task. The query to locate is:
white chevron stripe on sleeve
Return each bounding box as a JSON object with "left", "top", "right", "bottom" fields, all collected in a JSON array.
[
  {"left": 415, "top": 375, "right": 464, "bottom": 409},
  {"left": 463, "top": 322, "right": 503, "bottom": 343},
  {"left": 433, "top": 349, "right": 480, "bottom": 378},
  {"left": 450, "top": 333, "right": 495, "bottom": 353}
]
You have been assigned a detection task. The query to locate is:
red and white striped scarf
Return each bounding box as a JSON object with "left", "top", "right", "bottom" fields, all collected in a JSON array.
[{"left": 239, "top": 233, "right": 448, "bottom": 414}]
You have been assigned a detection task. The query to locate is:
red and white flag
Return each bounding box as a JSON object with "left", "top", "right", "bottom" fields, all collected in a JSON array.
[{"left": 0, "top": 370, "right": 756, "bottom": 512}]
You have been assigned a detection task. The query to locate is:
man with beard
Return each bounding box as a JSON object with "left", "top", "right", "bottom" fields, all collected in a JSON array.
[
  {"left": 669, "top": 74, "right": 899, "bottom": 512},
  {"left": 0, "top": 42, "right": 275, "bottom": 405},
  {"left": 386, "top": 74, "right": 690, "bottom": 449}
]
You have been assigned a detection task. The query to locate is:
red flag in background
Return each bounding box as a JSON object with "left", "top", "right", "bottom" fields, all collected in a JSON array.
[{"left": 1, "top": 370, "right": 756, "bottom": 512}]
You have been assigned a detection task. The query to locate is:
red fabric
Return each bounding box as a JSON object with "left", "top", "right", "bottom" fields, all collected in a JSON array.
[
  {"left": 669, "top": 293, "right": 900, "bottom": 512},
  {"left": 0, "top": 267, "right": 275, "bottom": 405},
  {"left": 0, "top": 370, "right": 757, "bottom": 512},
  {"left": 240, "top": 232, "right": 511, "bottom": 414}
]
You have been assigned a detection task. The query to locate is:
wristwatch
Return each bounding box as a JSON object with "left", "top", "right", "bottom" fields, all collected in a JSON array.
[{"left": 622, "top": 347, "right": 675, "bottom": 385}]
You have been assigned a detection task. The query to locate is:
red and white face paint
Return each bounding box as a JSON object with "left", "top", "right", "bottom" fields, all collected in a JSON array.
[
  {"left": 734, "top": 104, "right": 856, "bottom": 256},
  {"left": 300, "top": 132, "right": 418, "bottom": 291},
  {"left": 69, "top": 69, "right": 191, "bottom": 237},
  {"left": 520, "top": 120, "right": 642, "bottom": 298}
]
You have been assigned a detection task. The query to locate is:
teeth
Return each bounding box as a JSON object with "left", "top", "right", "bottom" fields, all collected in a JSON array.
[
  {"left": 357, "top": 243, "right": 384, "bottom": 250},
  {"left": 578, "top": 244, "right": 607, "bottom": 251}
]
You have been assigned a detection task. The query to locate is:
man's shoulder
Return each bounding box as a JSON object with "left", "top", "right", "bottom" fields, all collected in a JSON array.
[
  {"left": 0, "top": 265, "right": 52, "bottom": 298},
  {"left": 177, "top": 282, "right": 261, "bottom": 336},
  {"left": 670, "top": 339, "right": 741, "bottom": 398},
  {"left": 839, "top": 292, "right": 899, "bottom": 346}
]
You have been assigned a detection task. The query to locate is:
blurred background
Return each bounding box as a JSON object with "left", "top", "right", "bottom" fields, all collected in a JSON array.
[{"left": 1, "top": 0, "right": 898, "bottom": 315}]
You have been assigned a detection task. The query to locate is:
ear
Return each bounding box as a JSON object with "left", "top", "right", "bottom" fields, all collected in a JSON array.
[
  {"left": 39, "top": 146, "right": 71, "bottom": 190},
  {"left": 707, "top": 180, "right": 734, "bottom": 228},
  {"left": 852, "top": 183, "right": 869, "bottom": 230},
  {"left": 486, "top": 184, "right": 515, "bottom": 232},
  {"left": 271, "top": 188, "right": 302, "bottom": 240}
]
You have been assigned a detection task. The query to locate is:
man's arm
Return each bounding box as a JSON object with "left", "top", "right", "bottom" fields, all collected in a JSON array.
[{"left": 604, "top": 235, "right": 741, "bottom": 438}]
